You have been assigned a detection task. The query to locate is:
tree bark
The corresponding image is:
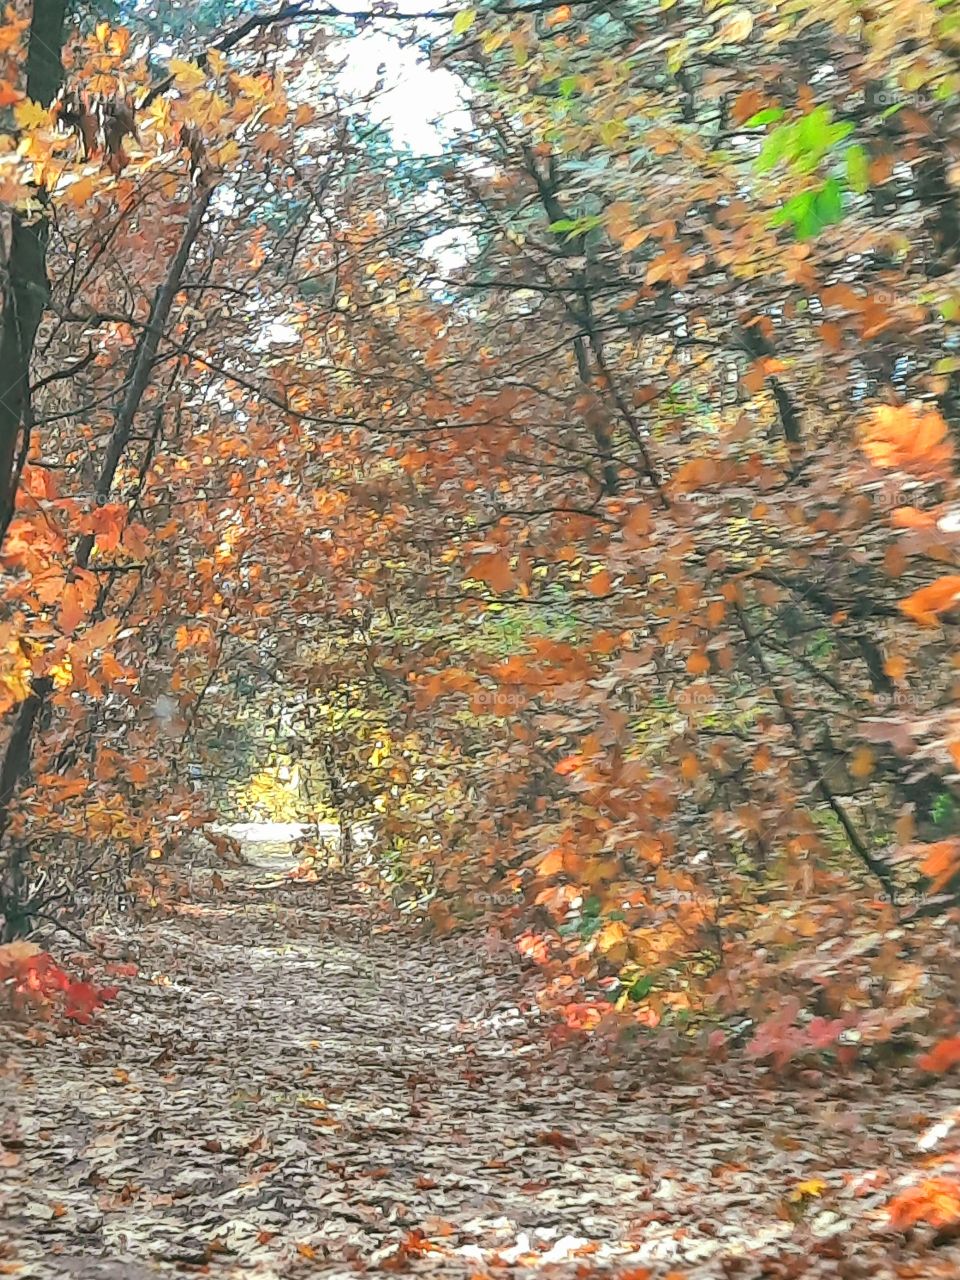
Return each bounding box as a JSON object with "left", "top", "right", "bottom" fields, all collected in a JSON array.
[{"left": 0, "top": 0, "right": 68, "bottom": 543}]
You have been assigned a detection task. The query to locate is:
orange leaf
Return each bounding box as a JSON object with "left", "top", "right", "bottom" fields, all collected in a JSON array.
[
  {"left": 686, "top": 650, "right": 710, "bottom": 676},
  {"left": 888, "top": 1177, "right": 960, "bottom": 1230},
  {"left": 860, "top": 404, "right": 953, "bottom": 476},
  {"left": 536, "top": 847, "right": 565, "bottom": 877},
  {"left": 623, "top": 504, "right": 652, "bottom": 536},
  {"left": 914, "top": 838, "right": 960, "bottom": 892},
  {"left": 731, "top": 89, "right": 764, "bottom": 124},
  {"left": 555, "top": 754, "right": 582, "bottom": 776},
  {"left": 884, "top": 654, "right": 908, "bottom": 681},
  {"left": 899, "top": 576, "right": 960, "bottom": 626},
  {"left": 918, "top": 1037, "right": 960, "bottom": 1073},
  {"left": 680, "top": 753, "right": 699, "bottom": 781},
  {"left": 58, "top": 582, "right": 88, "bottom": 635},
  {"left": 891, "top": 507, "right": 937, "bottom": 530},
  {"left": 471, "top": 551, "right": 515, "bottom": 594}
]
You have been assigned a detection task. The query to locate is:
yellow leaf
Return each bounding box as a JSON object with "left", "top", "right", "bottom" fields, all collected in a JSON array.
[
  {"left": 215, "top": 139, "right": 240, "bottom": 167},
  {"left": 168, "top": 58, "right": 208, "bottom": 91},
  {"left": 0, "top": 940, "right": 42, "bottom": 966},
  {"left": 452, "top": 8, "right": 476, "bottom": 35},
  {"left": 597, "top": 920, "right": 629, "bottom": 953},
  {"left": 599, "top": 119, "right": 628, "bottom": 148},
  {"left": 14, "top": 99, "right": 49, "bottom": 130},
  {"left": 790, "top": 1178, "right": 827, "bottom": 1202}
]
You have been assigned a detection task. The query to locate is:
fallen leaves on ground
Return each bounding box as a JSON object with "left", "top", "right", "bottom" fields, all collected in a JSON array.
[{"left": 3, "top": 841, "right": 960, "bottom": 1279}]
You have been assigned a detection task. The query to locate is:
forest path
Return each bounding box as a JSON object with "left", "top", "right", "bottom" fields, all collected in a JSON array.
[{"left": 3, "top": 837, "right": 959, "bottom": 1280}]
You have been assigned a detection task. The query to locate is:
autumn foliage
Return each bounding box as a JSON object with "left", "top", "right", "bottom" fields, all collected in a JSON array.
[
  {"left": 0, "top": 941, "right": 118, "bottom": 1024},
  {"left": 2, "top": 0, "right": 960, "bottom": 1071}
]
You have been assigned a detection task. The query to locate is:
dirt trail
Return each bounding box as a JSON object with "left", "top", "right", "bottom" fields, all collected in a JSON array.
[{"left": 3, "top": 841, "right": 960, "bottom": 1279}]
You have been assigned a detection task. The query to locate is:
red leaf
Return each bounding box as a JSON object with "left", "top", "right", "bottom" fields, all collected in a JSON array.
[{"left": 918, "top": 1037, "right": 960, "bottom": 1074}]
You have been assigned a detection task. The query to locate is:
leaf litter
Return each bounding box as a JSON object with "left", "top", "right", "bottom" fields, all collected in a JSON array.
[{"left": 2, "top": 841, "right": 960, "bottom": 1279}]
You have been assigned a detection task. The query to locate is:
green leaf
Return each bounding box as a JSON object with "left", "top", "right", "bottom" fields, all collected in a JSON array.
[
  {"left": 745, "top": 107, "right": 785, "bottom": 127},
  {"left": 559, "top": 75, "right": 578, "bottom": 98},
  {"left": 789, "top": 107, "right": 854, "bottom": 173},
  {"left": 771, "top": 179, "right": 843, "bottom": 240},
  {"left": 815, "top": 177, "right": 844, "bottom": 226},
  {"left": 770, "top": 190, "right": 811, "bottom": 230},
  {"left": 626, "top": 973, "right": 655, "bottom": 1001},
  {"left": 452, "top": 7, "right": 476, "bottom": 36},
  {"left": 831, "top": 121, "right": 855, "bottom": 145},
  {"left": 797, "top": 105, "right": 832, "bottom": 154},
  {"left": 845, "top": 144, "right": 870, "bottom": 194},
  {"left": 933, "top": 792, "right": 957, "bottom": 830},
  {"left": 756, "top": 125, "right": 790, "bottom": 173},
  {"left": 548, "top": 213, "right": 603, "bottom": 239}
]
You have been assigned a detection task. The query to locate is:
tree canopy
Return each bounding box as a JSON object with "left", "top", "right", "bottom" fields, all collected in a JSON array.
[{"left": 3, "top": 0, "right": 960, "bottom": 1074}]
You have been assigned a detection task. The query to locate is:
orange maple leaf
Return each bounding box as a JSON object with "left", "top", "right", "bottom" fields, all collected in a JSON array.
[
  {"left": 888, "top": 1176, "right": 960, "bottom": 1230},
  {"left": 899, "top": 576, "right": 960, "bottom": 626},
  {"left": 860, "top": 403, "right": 954, "bottom": 476}
]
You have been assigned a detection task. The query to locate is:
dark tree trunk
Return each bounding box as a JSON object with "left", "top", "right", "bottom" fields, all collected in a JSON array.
[{"left": 0, "top": 0, "right": 68, "bottom": 542}]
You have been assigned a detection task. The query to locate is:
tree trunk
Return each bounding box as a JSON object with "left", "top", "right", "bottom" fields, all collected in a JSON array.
[{"left": 0, "top": 0, "right": 68, "bottom": 542}]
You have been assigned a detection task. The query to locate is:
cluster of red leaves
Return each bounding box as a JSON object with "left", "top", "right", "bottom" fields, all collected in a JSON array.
[
  {"left": 747, "top": 1013, "right": 855, "bottom": 1070},
  {"left": 0, "top": 941, "right": 120, "bottom": 1025}
]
